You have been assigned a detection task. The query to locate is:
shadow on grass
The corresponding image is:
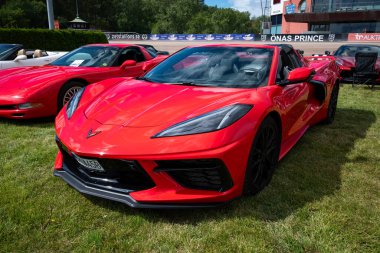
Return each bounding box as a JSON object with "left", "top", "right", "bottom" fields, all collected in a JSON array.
[
  {"left": 84, "top": 108, "right": 376, "bottom": 223},
  {"left": 0, "top": 117, "right": 54, "bottom": 127}
]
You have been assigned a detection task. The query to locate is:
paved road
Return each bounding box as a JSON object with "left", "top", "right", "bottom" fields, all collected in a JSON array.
[{"left": 116, "top": 40, "right": 380, "bottom": 56}]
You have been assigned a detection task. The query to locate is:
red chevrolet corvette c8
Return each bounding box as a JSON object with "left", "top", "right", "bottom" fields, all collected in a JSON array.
[{"left": 54, "top": 44, "right": 341, "bottom": 208}]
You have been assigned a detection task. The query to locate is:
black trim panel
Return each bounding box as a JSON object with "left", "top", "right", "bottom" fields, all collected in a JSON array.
[{"left": 54, "top": 170, "right": 229, "bottom": 209}]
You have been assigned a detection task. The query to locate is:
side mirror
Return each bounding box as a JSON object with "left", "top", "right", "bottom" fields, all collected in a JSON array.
[
  {"left": 121, "top": 60, "right": 136, "bottom": 69},
  {"left": 324, "top": 50, "right": 331, "bottom": 56},
  {"left": 279, "top": 67, "right": 314, "bottom": 86},
  {"left": 288, "top": 67, "right": 314, "bottom": 83},
  {"left": 14, "top": 55, "right": 27, "bottom": 62}
]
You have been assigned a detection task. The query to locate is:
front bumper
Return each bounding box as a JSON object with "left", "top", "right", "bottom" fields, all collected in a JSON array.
[
  {"left": 0, "top": 104, "right": 47, "bottom": 119},
  {"left": 54, "top": 169, "right": 226, "bottom": 208},
  {"left": 54, "top": 134, "right": 252, "bottom": 208}
]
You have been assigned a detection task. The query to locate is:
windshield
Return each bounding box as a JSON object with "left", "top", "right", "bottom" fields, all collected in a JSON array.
[
  {"left": 144, "top": 46, "right": 273, "bottom": 88},
  {"left": 334, "top": 45, "right": 380, "bottom": 57},
  {"left": 51, "top": 46, "right": 120, "bottom": 67},
  {"left": 0, "top": 44, "right": 17, "bottom": 59},
  {"left": 145, "top": 46, "right": 158, "bottom": 58}
]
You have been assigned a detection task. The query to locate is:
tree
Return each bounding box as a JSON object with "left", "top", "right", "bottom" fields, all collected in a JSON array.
[
  {"left": 0, "top": 0, "right": 47, "bottom": 28},
  {"left": 0, "top": 0, "right": 256, "bottom": 33}
]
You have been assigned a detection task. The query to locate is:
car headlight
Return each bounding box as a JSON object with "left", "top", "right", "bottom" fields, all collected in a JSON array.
[
  {"left": 18, "top": 103, "right": 43, "bottom": 109},
  {"left": 66, "top": 88, "right": 85, "bottom": 119},
  {"left": 154, "top": 104, "right": 253, "bottom": 138}
]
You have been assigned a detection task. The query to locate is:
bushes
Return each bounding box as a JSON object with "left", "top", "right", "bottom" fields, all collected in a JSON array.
[{"left": 0, "top": 29, "right": 108, "bottom": 51}]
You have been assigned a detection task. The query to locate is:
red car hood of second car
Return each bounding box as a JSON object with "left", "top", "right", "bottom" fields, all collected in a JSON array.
[
  {"left": 0, "top": 66, "right": 107, "bottom": 92},
  {"left": 84, "top": 79, "right": 256, "bottom": 127}
]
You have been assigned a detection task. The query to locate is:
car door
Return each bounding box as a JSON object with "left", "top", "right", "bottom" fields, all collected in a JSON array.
[{"left": 275, "top": 49, "right": 310, "bottom": 141}]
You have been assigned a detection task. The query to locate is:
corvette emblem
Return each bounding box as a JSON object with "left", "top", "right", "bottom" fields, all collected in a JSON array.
[{"left": 87, "top": 129, "right": 101, "bottom": 139}]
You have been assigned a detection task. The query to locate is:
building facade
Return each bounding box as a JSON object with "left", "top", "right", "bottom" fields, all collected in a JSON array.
[{"left": 270, "top": 0, "right": 380, "bottom": 34}]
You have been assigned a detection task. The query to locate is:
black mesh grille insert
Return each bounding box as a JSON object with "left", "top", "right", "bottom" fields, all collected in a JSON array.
[
  {"left": 56, "top": 139, "right": 155, "bottom": 192},
  {"left": 155, "top": 159, "right": 233, "bottom": 192}
]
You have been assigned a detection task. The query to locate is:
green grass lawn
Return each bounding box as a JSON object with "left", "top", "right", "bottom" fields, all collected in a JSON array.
[{"left": 0, "top": 86, "right": 379, "bottom": 252}]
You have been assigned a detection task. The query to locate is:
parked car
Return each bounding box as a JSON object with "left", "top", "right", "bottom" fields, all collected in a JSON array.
[
  {"left": 0, "top": 43, "right": 66, "bottom": 70},
  {"left": 53, "top": 44, "right": 341, "bottom": 208},
  {"left": 326, "top": 44, "right": 380, "bottom": 82},
  {"left": 0, "top": 44, "right": 167, "bottom": 119},
  {"left": 137, "top": 44, "right": 170, "bottom": 55}
]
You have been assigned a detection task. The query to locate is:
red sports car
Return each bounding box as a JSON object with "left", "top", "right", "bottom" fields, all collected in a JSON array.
[
  {"left": 331, "top": 44, "right": 380, "bottom": 83},
  {"left": 54, "top": 44, "right": 340, "bottom": 208},
  {"left": 0, "top": 44, "right": 167, "bottom": 119}
]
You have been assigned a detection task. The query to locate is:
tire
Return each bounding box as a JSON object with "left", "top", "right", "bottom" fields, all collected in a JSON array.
[
  {"left": 323, "top": 83, "right": 339, "bottom": 124},
  {"left": 57, "top": 81, "right": 86, "bottom": 112},
  {"left": 243, "top": 116, "right": 281, "bottom": 196}
]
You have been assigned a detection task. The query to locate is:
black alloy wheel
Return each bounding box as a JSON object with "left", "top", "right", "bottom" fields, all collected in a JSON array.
[{"left": 244, "top": 116, "right": 281, "bottom": 195}]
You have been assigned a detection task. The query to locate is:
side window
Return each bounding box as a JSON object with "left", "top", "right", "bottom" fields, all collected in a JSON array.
[
  {"left": 115, "top": 47, "right": 146, "bottom": 66},
  {"left": 288, "top": 51, "right": 303, "bottom": 68},
  {"left": 277, "top": 50, "right": 294, "bottom": 81},
  {"left": 6, "top": 47, "right": 21, "bottom": 61},
  {"left": 7, "top": 51, "right": 18, "bottom": 61}
]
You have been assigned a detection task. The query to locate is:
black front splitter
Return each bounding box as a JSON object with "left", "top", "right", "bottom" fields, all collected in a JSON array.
[{"left": 54, "top": 170, "right": 227, "bottom": 209}]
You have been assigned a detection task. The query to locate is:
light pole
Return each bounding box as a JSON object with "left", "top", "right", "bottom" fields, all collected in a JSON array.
[
  {"left": 46, "top": 0, "right": 55, "bottom": 29},
  {"left": 76, "top": 0, "right": 79, "bottom": 17}
]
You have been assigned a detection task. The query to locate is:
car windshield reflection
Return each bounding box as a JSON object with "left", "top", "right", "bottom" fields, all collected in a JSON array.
[
  {"left": 51, "top": 46, "right": 120, "bottom": 67},
  {"left": 144, "top": 46, "right": 274, "bottom": 88}
]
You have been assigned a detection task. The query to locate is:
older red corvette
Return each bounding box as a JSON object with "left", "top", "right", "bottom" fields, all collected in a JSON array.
[
  {"left": 0, "top": 44, "right": 167, "bottom": 119},
  {"left": 54, "top": 44, "right": 340, "bottom": 208},
  {"left": 331, "top": 44, "right": 380, "bottom": 83}
]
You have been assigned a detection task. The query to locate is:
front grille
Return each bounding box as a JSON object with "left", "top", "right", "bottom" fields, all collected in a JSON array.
[
  {"left": 155, "top": 159, "right": 233, "bottom": 192},
  {"left": 0, "top": 105, "right": 17, "bottom": 110},
  {"left": 56, "top": 140, "right": 155, "bottom": 192}
]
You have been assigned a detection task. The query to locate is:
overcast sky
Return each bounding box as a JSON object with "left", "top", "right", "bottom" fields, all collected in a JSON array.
[{"left": 205, "top": 0, "right": 270, "bottom": 17}]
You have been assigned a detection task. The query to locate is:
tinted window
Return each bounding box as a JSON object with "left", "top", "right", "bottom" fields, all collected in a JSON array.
[
  {"left": 0, "top": 44, "right": 19, "bottom": 60},
  {"left": 288, "top": 51, "right": 303, "bottom": 68}
]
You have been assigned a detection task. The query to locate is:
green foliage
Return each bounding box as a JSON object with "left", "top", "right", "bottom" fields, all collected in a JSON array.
[
  {"left": 0, "top": 29, "right": 108, "bottom": 51},
  {"left": 0, "top": 0, "right": 47, "bottom": 28},
  {"left": 0, "top": 0, "right": 262, "bottom": 33}
]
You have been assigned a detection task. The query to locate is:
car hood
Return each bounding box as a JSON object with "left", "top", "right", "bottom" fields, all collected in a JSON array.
[
  {"left": 0, "top": 66, "right": 107, "bottom": 92},
  {"left": 84, "top": 80, "right": 255, "bottom": 127},
  {"left": 335, "top": 56, "right": 355, "bottom": 68}
]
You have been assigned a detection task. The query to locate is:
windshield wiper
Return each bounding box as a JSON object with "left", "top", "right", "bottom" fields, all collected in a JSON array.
[
  {"left": 135, "top": 76, "right": 154, "bottom": 82},
  {"left": 170, "top": 82, "right": 210, "bottom": 87}
]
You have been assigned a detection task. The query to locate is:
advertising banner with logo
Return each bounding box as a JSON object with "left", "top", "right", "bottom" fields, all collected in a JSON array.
[
  {"left": 348, "top": 33, "right": 380, "bottom": 42},
  {"left": 148, "top": 34, "right": 255, "bottom": 41},
  {"left": 104, "top": 33, "right": 149, "bottom": 41},
  {"left": 105, "top": 33, "right": 346, "bottom": 42},
  {"left": 271, "top": 0, "right": 284, "bottom": 15},
  {"left": 257, "top": 34, "right": 342, "bottom": 42},
  {"left": 285, "top": 4, "right": 296, "bottom": 14}
]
